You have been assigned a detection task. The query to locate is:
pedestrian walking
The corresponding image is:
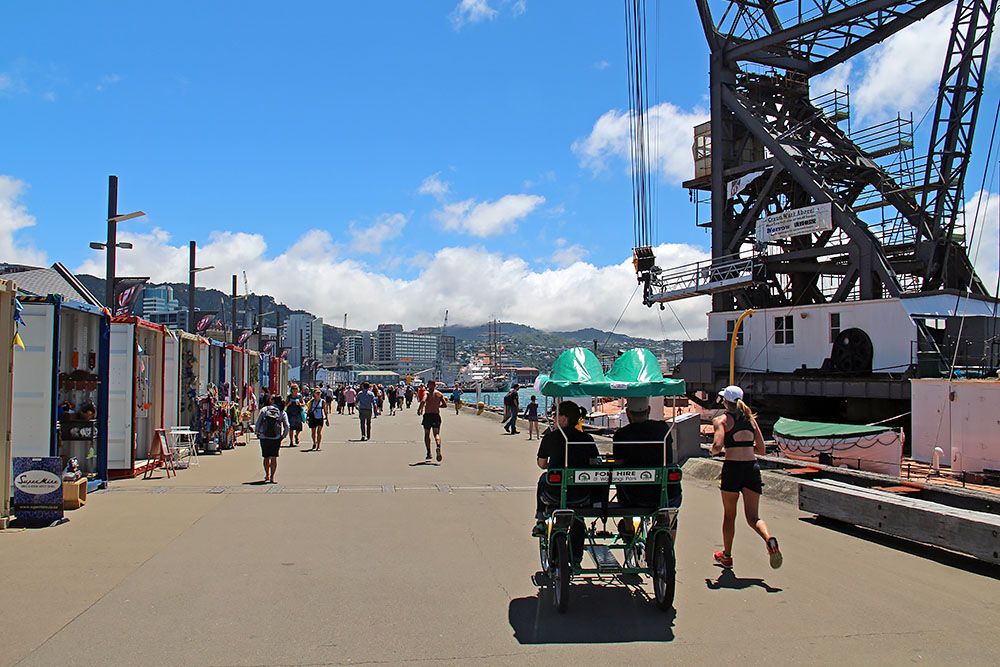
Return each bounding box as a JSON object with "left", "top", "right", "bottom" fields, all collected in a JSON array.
[
  {"left": 285, "top": 383, "right": 305, "bottom": 446},
  {"left": 710, "top": 385, "right": 782, "bottom": 570},
  {"left": 387, "top": 385, "right": 398, "bottom": 415},
  {"left": 306, "top": 388, "right": 329, "bottom": 451},
  {"left": 417, "top": 380, "right": 448, "bottom": 462},
  {"left": 524, "top": 395, "right": 540, "bottom": 439},
  {"left": 503, "top": 384, "right": 520, "bottom": 434},
  {"left": 356, "top": 382, "right": 377, "bottom": 441},
  {"left": 255, "top": 395, "right": 289, "bottom": 484},
  {"left": 451, "top": 386, "right": 462, "bottom": 415},
  {"left": 404, "top": 385, "right": 414, "bottom": 409},
  {"left": 344, "top": 385, "right": 357, "bottom": 415}
]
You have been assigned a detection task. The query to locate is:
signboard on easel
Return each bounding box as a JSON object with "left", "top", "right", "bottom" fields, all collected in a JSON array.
[
  {"left": 12, "top": 457, "right": 64, "bottom": 525},
  {"left": 757, "top": 202, "right": 833, "bottom": 242}
]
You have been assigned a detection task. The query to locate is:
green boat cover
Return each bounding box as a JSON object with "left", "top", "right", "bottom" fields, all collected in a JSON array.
[
  {"left": 537, "top": 347, "right": 685, "bottom": 397},
  {"left": 773, "top": 417, "right": 890, "bottom": 440}
]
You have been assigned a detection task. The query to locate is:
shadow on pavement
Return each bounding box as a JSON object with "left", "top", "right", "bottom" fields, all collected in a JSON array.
[
  {"left": 509, "top": 581, "right": 675, "bottom": 644},
  {"left": 801, "top": 516, "right": 1000, "bottom": 579},
  {"left": 408, "top": 461, "right": 439, "bottom": 467},
  {"left": 242, "top": 480, "right": 268, "bottom": 486},
  {"left": 705, "top": 568, "right": 782, "bottom": 593}
]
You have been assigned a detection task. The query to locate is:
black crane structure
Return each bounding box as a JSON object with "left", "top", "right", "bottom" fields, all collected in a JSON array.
[{"left": 634, "top": 0, "right": 998, "bottom": 313}]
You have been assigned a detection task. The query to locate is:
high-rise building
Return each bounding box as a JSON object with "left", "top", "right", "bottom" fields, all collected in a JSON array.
[
  {"left": 375, "top": 323, "right": 438, "bottom": 376},
  {"left": 343, "top": 333, "right": 374, "bottom": 365},
  {"left": 141, "top": 285, "right": 185, "bottom": 327},
  {"left": 281, "top": 313, "right": 323, "bottom": 368}
]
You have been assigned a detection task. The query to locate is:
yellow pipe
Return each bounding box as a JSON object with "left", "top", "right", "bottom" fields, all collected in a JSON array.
[{"left": 729, "top": 309, "right": 754, "bottom": 385}]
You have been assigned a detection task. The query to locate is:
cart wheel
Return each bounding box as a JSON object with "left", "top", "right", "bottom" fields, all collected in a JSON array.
[
  {"left": 552, "top": 533, "right": 570, "bottom": 613},
  {"left": 538, "top": 533, "right": 550, "bottom": 572},
  {"left": 652, "top": 532, "right": 676, "bottom": 611}
]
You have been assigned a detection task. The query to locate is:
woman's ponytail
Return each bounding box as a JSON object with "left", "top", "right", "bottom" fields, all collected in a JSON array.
[{"left": 736, "top": 398, "right": 756, "bottom": 420}]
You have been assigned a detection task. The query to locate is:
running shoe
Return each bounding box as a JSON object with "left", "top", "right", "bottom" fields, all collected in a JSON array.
[
  {"left": 713, "top": 550, "right": 733, "bottom": 568},
  {"left": 766, "top": 537, "right": 783, "bottom": 569},
  {"left": 436, "top": 446, "right": 442, "bottom": 462},
  {"left": 531, "top": 522, "right": 546, "bottom": 537}
]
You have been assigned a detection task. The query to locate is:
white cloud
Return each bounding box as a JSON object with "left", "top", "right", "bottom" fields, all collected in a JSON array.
[
  {"left": 78, "top": 225, "right": 708, "bottom": 339},
  {"left": 573, "top": 102, "right": 708, "bottom": 185},
  {"left": 0, "top": 74, "right": 11, "bottom": 92},
  {"left": 95, "top": 73, "right": 121, "bottom": 92},
  {"left": 434, "top": 193, "right": 545, "bottom": 237},
  {"left": 810, "top": 61, "right": 853, "bottom": 97},
  {"left": 512, "top": 0, "right": 527, "bottom": 17},
  {"left": 593, "top": 60, "right": 610, "bottom": 71},
  {"left": 43, "top": 90, "right": 56, "bottom": 102},
  {"left": 552, "top": 238, "right": 589, "bottom": 267},
  {"left": 0, "top": 175, "right": 47, "bottom": 265},
  {"left": 965, "top": 190, "right": 1000, "bottom": 294},
  {"left": 349, "top": 212, "right": 407, "bottom": 254},
  {"left": 418, "top": 173, "right": 450, "bottom": 199},
  {"left": 850, "top": 10, "right": 953, "bottom": 122},
  {"left": 451, "top": 0, "right": 498, "bottom": 29}
]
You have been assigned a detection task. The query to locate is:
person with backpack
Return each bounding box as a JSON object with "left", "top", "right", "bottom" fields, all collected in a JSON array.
[
  {"left": 404, "top": 385, "right": 414, "bottom": 409},
  {"left": 306, "top": 388, "right": 329, "bottom": 451},
  {"left": 503, "top": 384, "right": 520, "bottom": 435},
  {"left": 285, "top": 383, "right": 305, "bottom": 446},
  {"left": 387, "top": 385, "right": 398, "bottom": 416},
  {"left": 255, "top": 395, "right": 290, "bottom": 484}
]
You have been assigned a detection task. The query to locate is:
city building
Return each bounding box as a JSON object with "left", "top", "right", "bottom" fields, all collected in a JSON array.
[
  {"left": 281, "top": 313, "right": 324, "bottom": 368},
  {"left": 375, "top": 323, "right": 438, "bottom": 376},
  {"left": 438, "top": 335, "right": 456, "bottom": 363},
  {"left": 140, "top": 285, "right": 185, "bottom": 326},
  {"left": 342, "top": 333, "right": 374, "bottom": 365}
]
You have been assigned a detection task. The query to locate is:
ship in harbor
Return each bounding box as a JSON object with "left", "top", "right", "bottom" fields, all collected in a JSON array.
[{"left": 628, "top": 0, "right": 1000, "bottom": 439}]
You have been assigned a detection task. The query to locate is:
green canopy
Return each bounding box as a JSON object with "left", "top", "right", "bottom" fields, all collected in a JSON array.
[
  {"left": 773, "top": 417, "right": 890, "bottom": 440},
  {"left": 537, "top": 347, "right": 686, "bottom": 398}
]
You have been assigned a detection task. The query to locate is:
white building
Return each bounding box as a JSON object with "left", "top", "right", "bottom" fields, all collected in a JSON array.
[{"left": 375, "top": 323, "right": 438, "bottom": 376}]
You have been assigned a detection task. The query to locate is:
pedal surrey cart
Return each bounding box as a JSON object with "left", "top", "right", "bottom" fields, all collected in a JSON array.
[{"left": 534, "top": 347, "right": 685, "bottom": 613}]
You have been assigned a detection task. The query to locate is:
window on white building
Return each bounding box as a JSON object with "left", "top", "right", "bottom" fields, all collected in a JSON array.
[
  {"left": 829, "top": 312, "right": 841, "bottom": 343},
  {"left": 774, "top": 315, "right": 794, "bottom": 345},
  {"left": 726, "top": 319, "right": 744, "bottom": 346}
]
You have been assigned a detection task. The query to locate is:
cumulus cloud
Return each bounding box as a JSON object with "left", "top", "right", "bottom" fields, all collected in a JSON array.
[
  {"left": 77, "top": 224, "right": 708, "bottom": 339},
  {"left": 965, "top": 190, "right": 1000, "bottom": 294},
  {"left": 434, "top": 193, "right": 545, "bottom": 237},
  {"left": 418, "top": 173, "right": 450, "bottom": 199},
  {"left": 551, "top": 238, "right": 589, "bottom": 267},
  {"left": 0, "top": 175, "right": 47, "bottom": 265},
  {"left": 573, "top": 102, "right": 708, "bottom": 184},
  {"left": 349, "top": 212, "right": 407, "bottom": 254},
  {"left": 850, "top": 9, "right": 953, "bottom": 122},
  {"left": 451, "top": 0, "right": 498, "bottom": 29}
]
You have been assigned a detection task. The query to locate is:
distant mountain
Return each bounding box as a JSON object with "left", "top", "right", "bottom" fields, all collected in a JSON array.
[{"left": 447, "top": 321, "right": 677, "bottom": 347}]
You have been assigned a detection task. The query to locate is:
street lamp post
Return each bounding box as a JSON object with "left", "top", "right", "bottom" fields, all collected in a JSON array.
[
  {"left": 91, "top": 175, "right": 144, "bottom": 311},
  {"left": 187, "top": 240, "right": 215, "bottom": 333}
]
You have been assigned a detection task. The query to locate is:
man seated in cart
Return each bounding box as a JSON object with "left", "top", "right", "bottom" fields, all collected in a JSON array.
[
  {"left": 532, "top": 401, "right": 603, "bottom": 561},
  {"left": 612, "top": 396, "right": 681, "bottom": 512}
]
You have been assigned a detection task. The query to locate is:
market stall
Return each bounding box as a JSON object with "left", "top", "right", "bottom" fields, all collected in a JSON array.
[
  {"left": 0, "top": 279, "right": 17, "bottom": 526},
  {"left": 108, "top": 316, "right": 166, "bottom": 478},
  {"left": 11, "top": 295, "right": 110, "bottom": 491},
  {"left": 162, "top": 330, "right": 205, "bottom": 433}
]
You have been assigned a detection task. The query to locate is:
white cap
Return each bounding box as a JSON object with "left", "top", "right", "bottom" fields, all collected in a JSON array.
[
  {"left": 718, "top": 385, "right": 744, "bottom": 402},
  {"left": 626, "top": 396, "right": 650, "bottom": 411}
]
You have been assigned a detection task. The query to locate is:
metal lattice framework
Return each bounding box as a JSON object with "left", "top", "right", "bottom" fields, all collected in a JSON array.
[{"left": 638, "top": 0, "right": 997, "bottom": 311}]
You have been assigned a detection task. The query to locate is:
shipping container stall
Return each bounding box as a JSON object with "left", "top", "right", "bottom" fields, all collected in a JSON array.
[
  {"left": 228, "top": 345, "right": 245, "bottom": 404},
  {"left": 278, "top": 358, "right": 289, "bottom": 393},
  {"left": 108, "top": 317, "right": 165, "bottom": 478},
  {"left": 198, "top": 338, "right": 209, "bottom": 395},
  {"left": 247, "top": 349, "right": 261, "bottom": 403},
  {"left": 162, "top": 330, "right": 204, "bottom": 432},
  {"left": 0, "top": 280, "right": 18, "bottom": 525},
  {"left": 11, "top": 295, "right": 111, "bottom": 491},
  {"left": 207, "top": 338, "right": 225, "bottom": 389},
  {"left": 259, "top": 353, "right": 271, "bottom": 399}
]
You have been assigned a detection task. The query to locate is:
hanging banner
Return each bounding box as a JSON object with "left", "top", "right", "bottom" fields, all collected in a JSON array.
[
  {"left": 757, "top": 202, "right": 833, "bottom": 242},
  {"left": 237, "top": 329, "right": 253, "bottom": 345},
  {"left": 263, "top": 340, "right": 276, "bottom": 354},
  {"left": 194, "top": 311, "right": 217, "bottom": 333},
  {"left": 114, "top": 277, "right": 148, "bottom": 316},
  {"left": 727, "top": 170, "right": 765, "bottom": 199}
]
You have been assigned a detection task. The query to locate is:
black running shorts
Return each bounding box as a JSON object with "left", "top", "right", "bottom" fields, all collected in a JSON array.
[
  {"left": 720, "top": 460, "right": 763, "bottom": 494},
  {"left": 421, "top": 413, "right": 442, "bottom": 430}
]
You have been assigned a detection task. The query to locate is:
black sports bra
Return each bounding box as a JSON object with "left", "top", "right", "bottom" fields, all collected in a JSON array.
[{"left": 723, "top": 411, "right": 756, "bottom": 448}]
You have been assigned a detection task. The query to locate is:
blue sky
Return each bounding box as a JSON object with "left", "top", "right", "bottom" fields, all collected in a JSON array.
[{"left": 1, "top": 1, "right": 997, "bottom": 338}]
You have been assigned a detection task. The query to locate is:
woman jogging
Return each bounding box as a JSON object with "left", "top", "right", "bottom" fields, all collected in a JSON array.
[
  {"left": 709, "top": 385, "right": 782, "bottom": 570},
  {"left": 285, "top": 383, "right": 305, "bottom": 446},
  {"left": 306, "top": 388, "right": 329, "bottom": 451}
]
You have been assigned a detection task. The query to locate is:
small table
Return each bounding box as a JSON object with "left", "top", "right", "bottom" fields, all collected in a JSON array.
[{"left": 170, "top": 427, "right": 200, "bottom": 467}]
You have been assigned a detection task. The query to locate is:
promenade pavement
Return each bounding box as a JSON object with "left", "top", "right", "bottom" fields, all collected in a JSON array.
[{"left": 1, "top": 406, "right": 998, "bottom": 666}]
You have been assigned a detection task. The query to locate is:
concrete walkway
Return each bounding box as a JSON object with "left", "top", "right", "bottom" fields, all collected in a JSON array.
[{"left": 2, "top": 406, "right": 998, "bottom": 666}]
